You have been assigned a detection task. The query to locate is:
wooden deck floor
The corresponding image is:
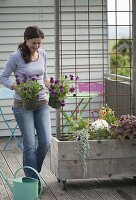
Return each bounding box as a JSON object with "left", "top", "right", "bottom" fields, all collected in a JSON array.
[{"left": 0, "top": 137, "right": 136, "bottom": 200}]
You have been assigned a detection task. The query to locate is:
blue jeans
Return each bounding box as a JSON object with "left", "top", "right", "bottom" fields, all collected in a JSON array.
[{"left": 13, "top": 104, "right": 51, "bottom": 179}]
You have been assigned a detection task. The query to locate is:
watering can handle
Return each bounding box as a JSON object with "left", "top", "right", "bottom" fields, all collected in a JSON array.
[{"left": 13, "top": 166, "right": 43, "bottom": 197}]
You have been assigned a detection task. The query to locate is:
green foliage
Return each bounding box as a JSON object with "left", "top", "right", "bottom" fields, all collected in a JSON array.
[
  {"left": 16, "top": 75, "right": 43, "bottom": 101},
  {"left": 89, "top": 127, "right": 112, "bottom": 140},
  {"left": 110, "top": 38, "right": 132, "bottom": 77},
  {"left": 112, "top": 38, "right": 132, "bottom": 55},
  {"left": 69, "top": 113, "right": 89, "bottom": 132},
  {"left": 99, "top": 104, "right": 117, "bottom": 125}
]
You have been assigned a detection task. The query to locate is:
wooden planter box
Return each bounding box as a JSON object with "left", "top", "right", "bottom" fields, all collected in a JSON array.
[{"left": 51, "top": 136, "right": 136, "bottom": 189}]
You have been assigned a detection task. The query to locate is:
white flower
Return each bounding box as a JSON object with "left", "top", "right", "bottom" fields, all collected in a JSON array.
[{"left": 90, "top": 119, "right": 109, "bottom": 131}]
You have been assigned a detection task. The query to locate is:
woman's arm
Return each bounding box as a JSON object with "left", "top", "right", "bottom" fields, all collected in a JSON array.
[{"left": 0, "top": 53, "right": 17, "bottom": 90}]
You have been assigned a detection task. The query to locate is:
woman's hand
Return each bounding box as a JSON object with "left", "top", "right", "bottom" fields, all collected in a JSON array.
[
  {"left": 11, "top": 82, "right": 18, "bottom": 92},
  {"left": 44, "top": 80, "right": 50, "bottom": 89}
]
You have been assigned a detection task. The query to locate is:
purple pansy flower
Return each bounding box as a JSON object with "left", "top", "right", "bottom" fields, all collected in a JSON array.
[
  {"left": 69, "top": 85, "right": 75, "bottom": 93},
  {"left": 69, "top": 74, "right": 74, "bottom": 80},
  {"left": 60, "top": 100, "right": 65, "bottom": 107},
  {"left": 60, "top": 86, "right": 64, "bottom": 93},
  {"left": 51, "top": 90, "right": 57, "bottom": 96},
  {"left": 50, "top": 77, "right": 54, "bottom": 83},
  {"left": 31, "top": 77, "right": 36, "bottom": 81},
  {"left": 16, "top": 79, "right": 20, "bottom": 85},
  {"left": 55, "top": 79, "right": 59, "bottom": 84},
  {"left": 22, "top": 77, "right": 27, "bottom": 83}
]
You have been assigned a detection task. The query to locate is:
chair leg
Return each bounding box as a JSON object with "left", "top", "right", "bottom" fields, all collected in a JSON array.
[
  {"left": 0, "top": 107, "right": 22, "bottom": 150},
  {"left": 3, "top": 124, "right": 23, "bottom": 150},
  {"left": 3, "top": 134, "right": 14, "bottom": 150},
  {"left": 3, "top": 134, "right": 23, "bottom": 150}
]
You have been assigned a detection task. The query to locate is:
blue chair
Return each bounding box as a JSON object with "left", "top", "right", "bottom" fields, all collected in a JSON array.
[{"left": 0, "top": 88, "right": 22, "bottom": 150}]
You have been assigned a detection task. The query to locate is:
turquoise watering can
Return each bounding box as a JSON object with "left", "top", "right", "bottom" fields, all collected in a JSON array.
[{"left": 0, "top": 166, "right": 43, "bottom": 200}]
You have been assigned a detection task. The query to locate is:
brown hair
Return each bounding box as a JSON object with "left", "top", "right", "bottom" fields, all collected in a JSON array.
[{"left": 18, "top": 26, "right": 44, "bottom": 63}]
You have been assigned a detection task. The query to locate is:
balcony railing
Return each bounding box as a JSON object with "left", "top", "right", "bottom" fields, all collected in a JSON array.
[{"left": 105, "top": 75, "right": 132, "bottom": 116}]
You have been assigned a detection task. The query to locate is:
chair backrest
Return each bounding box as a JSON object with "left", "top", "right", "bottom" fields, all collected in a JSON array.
[
  {"left": 78, "top": 82, "right": 104, "bottom": 94},
  {"left": 0, "top": 87, "right": 14, "bottom": 100},
  {"left": 0, "top": 87, "right": 16, "bottom": 137}
]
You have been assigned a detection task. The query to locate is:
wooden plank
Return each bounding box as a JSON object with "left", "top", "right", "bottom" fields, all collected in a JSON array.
[
  {"left": 51, "top": 158, "right": 136, "bottom": 180},
  {"left": 41, "top": 164, "right": 73, "bottom": 200},
  {"left": 0, "top": 150, "right": 14, "bottom": 199},
  {"left": 68, "top": 179, "right": 103, "bottom": 200},
  {"left": 0, "top": 177, "right": 11, "bottom": 200},
  {"left": 10, "top": 141, "right": 70, "bottom": 200},
  {"left": 51, "top": 137, "right": 136, "bottom": 160},
  {"left": 45, "top": 145, "right": 123, "bottom": 199},
  {"left": 112, "top": 177, "right": 136, "bottom": 200},
  {"left": 1, "top": 138, "right": 136, "bottom": 199},
  {"left": 95, "top": 177, "right": 133, "bottom": 200}
]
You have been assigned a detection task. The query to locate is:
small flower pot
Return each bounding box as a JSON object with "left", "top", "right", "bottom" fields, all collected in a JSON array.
[
  {"left": 23, "top": 96, "right": 39, "bottom": 111},
  {"left": 48, "top": 96, "right": 61, "bottom": 109}
]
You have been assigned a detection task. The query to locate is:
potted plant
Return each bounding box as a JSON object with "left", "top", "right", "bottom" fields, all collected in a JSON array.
[
  {"left": 48, "top": 74, "right": 79, "bottom": 109},
  {"left": 16, "top": 74, "right": 43, "bottom": 110},
  {"left": 51, "top": 105, "right": 136, "bottom": 190},
  {"left": 110, "top": 114, "right": 136, "bottom": 140}
]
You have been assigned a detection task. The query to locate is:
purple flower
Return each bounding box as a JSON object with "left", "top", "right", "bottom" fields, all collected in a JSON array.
[
  {"left": 16, "top": 79, "right": 20, "bottom": 85},
  {"left": 55, "top": 80, "right": 59, "bottom": 84},
  {"left": 50, "top": 77, "right": 54, "bottom": 83},
  {"left": 60, "top": 100, "right": 65, "bottom": 107},
  {"left": 22, "top": 77, "right": 27, "bottom": 83},
  {"left": 69, "top": 86, "right": 75, "bottom": 93},
  {"left": 65, "top": 75, "right": 68, "bottom": 79},
  {"left": 51, "top": 90, "right": 57, "bottom": 96},
  {"left": 60, "top": 86, "right": 64, "bottom": 93},
  {"left": 22, "top": 73, "right": 26, "bottom": 77},
  {"left": 69, "top": 74, "right": 74, "bottom": 80},
  {"left": 31, "top": 77, "right": 36, "bottom": 81}
]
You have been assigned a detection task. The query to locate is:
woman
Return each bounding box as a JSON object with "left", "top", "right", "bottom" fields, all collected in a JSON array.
[{"left": 0, "top": 26, "right": 51, "bottom": 180}]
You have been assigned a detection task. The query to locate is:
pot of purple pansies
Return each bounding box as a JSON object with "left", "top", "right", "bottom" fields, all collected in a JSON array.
[
  {"left": 48, "top": 74, "right": 79, "bottom": 109},
  {"left": 15, "top": 74, "right": 43, "bottom": 110}
]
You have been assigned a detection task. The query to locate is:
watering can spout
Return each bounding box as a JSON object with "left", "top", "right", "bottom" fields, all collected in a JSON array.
[{"left": 0, "top": 169, "right": 13, "bottom": 193}]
